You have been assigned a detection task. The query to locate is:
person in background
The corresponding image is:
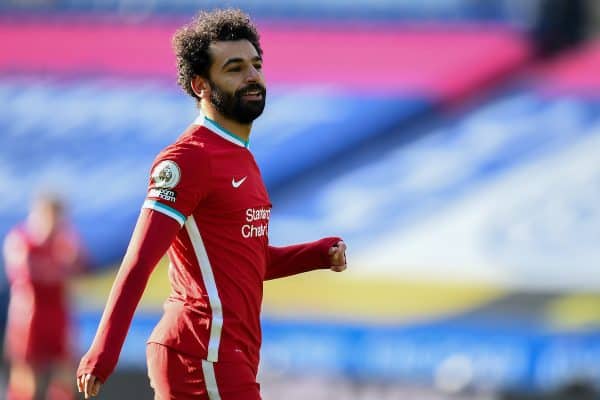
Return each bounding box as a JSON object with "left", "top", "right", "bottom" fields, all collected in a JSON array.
[{"left": 3, "top": 193, "right": 87, "bottom": 400}]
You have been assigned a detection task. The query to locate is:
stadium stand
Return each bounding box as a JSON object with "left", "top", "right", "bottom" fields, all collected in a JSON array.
[{"left": 1, "top": 0, "right": 599, "bottom": 398}]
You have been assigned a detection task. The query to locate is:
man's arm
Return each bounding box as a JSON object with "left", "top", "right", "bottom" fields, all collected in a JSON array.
[
  {"left": 3, "top": 229, "right": 30, "bottom": 283},
  {"left": 264, "top": 237, "right": 347, "bottom": 280},
  {"left": 76, "top": 209, "right": 180, "bottom": 398}
]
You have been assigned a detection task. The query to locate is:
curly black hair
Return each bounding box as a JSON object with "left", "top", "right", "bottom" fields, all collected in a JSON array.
[{"left": 173, "top": 8, "right": 263, "bottom": 100}]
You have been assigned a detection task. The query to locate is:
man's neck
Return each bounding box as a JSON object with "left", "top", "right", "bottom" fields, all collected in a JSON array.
[
  {"left": 26, "top": 216, "right": 54, "bottom": 244},
  {"left": 202, "top": 108, "right": 252, "bottom": 142}
]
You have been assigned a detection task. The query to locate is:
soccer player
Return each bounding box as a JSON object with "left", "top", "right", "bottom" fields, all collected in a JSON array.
[
  {"left": 3, "top": 193, "right": 87, "bottom": 400},
  {"left": 76, "top": 8, "right": 347, "bottom": 400}
]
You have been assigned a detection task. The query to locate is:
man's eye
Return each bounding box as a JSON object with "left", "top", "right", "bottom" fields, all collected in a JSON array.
[
  {"left": 254, "top": 64, "right": 263, "bottom": 70},
  {"left": 228, "top": 67, "right": 242, "bottom": 72}
]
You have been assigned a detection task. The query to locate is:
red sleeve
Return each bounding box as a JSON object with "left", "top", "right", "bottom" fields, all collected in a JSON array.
[
  {"left": 76, "top": 209, "right": 180, "bottom": 383},
  {"left": 264, "top": 237, "right": 341, "bottom": 281},
  {"left": 142, "top": 141, "right": 211, "bottom": 224}
]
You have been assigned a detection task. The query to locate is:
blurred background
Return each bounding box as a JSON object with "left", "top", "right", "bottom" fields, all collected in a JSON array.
[{"left": 1, "top": 0, "right": 600, "bottom": 399}]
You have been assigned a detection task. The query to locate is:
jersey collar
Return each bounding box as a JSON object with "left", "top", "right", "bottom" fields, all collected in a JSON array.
[{"left": 193, "top": 114, "right": 250, "bottom": 149}]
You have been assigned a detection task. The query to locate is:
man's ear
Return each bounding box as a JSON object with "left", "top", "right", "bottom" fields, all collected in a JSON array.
[{"left": 191, "top": 76, "right": 209, "bottom": 100}]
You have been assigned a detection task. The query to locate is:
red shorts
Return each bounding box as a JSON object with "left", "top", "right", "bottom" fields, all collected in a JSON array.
[
  {"left": 146, "top": 343, "right": 261, "bottom": 400},
  {"left": 4, "top": 310, "right": 70, "bottom": 367}
]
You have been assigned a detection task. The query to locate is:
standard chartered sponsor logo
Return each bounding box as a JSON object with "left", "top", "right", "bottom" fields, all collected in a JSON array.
[
  {"left": 242, "top": 207, "right": 270, "bottom": 238},
  {"left": 242, "top": 224, "right": 268, "bottom": 238},
  {"left": 246, "top": 208, "right": 271, "bottom": 222}
]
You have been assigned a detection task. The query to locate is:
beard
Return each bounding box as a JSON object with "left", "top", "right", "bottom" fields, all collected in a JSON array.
[{"left": 209, "top": 80, "right": 266, "bottom": 124}]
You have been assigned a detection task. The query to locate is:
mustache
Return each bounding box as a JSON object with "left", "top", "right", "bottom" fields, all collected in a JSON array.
[{"left": 236, "top": 84, "right": 266, "bottom": 97}]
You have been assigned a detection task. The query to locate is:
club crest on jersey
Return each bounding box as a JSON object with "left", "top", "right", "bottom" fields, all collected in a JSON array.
[{"left": 151, "top": 160, "right": 181, "bottom": 189}]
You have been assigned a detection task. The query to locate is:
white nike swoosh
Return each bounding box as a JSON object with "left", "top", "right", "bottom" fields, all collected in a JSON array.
[{"left": 232, "top": 176, "right": 247, "bottom": 188}]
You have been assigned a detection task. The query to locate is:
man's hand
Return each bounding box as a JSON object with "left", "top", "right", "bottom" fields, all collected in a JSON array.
[
  {"left": 328, "top": 240, "right": 347, "bottom": 272},
  {"left": 77, "top": 373, "right": 102, "bottom": 399}
]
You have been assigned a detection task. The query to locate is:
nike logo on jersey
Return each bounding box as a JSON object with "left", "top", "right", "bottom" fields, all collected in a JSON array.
[{"left": 232, "top": 176, "right": 247, "bottom": 188}]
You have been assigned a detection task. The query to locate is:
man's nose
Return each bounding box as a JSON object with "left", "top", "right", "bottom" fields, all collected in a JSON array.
[{"left": 245, "top": 66, "right": 261, "bottom": 82}]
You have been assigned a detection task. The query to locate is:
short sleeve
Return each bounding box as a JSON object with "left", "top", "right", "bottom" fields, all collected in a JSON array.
[{"left": 142, "top": 142, "right": 211, "bottom": 226}]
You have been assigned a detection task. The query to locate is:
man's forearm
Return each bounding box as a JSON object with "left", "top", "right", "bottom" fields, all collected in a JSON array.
[{"left": 264, "top": 237, "right": 341, "bottom": 280}]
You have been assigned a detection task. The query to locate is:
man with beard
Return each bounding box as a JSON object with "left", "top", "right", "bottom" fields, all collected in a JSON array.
[{"left": 76, "top": 8, "right": 347, "bottom": 400}]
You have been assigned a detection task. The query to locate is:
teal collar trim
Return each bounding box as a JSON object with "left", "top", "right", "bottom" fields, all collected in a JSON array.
[{"left": 194, "top": 114, "right": 250, "bottom": 148}]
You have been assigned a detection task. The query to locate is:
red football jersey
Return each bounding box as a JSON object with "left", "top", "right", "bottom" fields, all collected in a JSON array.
[
  {"left": 143, "top": 115, "right": 273, "bottom": 368},
  {"left": 77, "top": 115, "right": 340, "bottom": 382}
]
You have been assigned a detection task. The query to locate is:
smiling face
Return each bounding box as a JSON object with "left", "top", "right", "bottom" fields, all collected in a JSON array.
[{"left": 203, "top": 40, "right": 267, "bottom": 124}]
